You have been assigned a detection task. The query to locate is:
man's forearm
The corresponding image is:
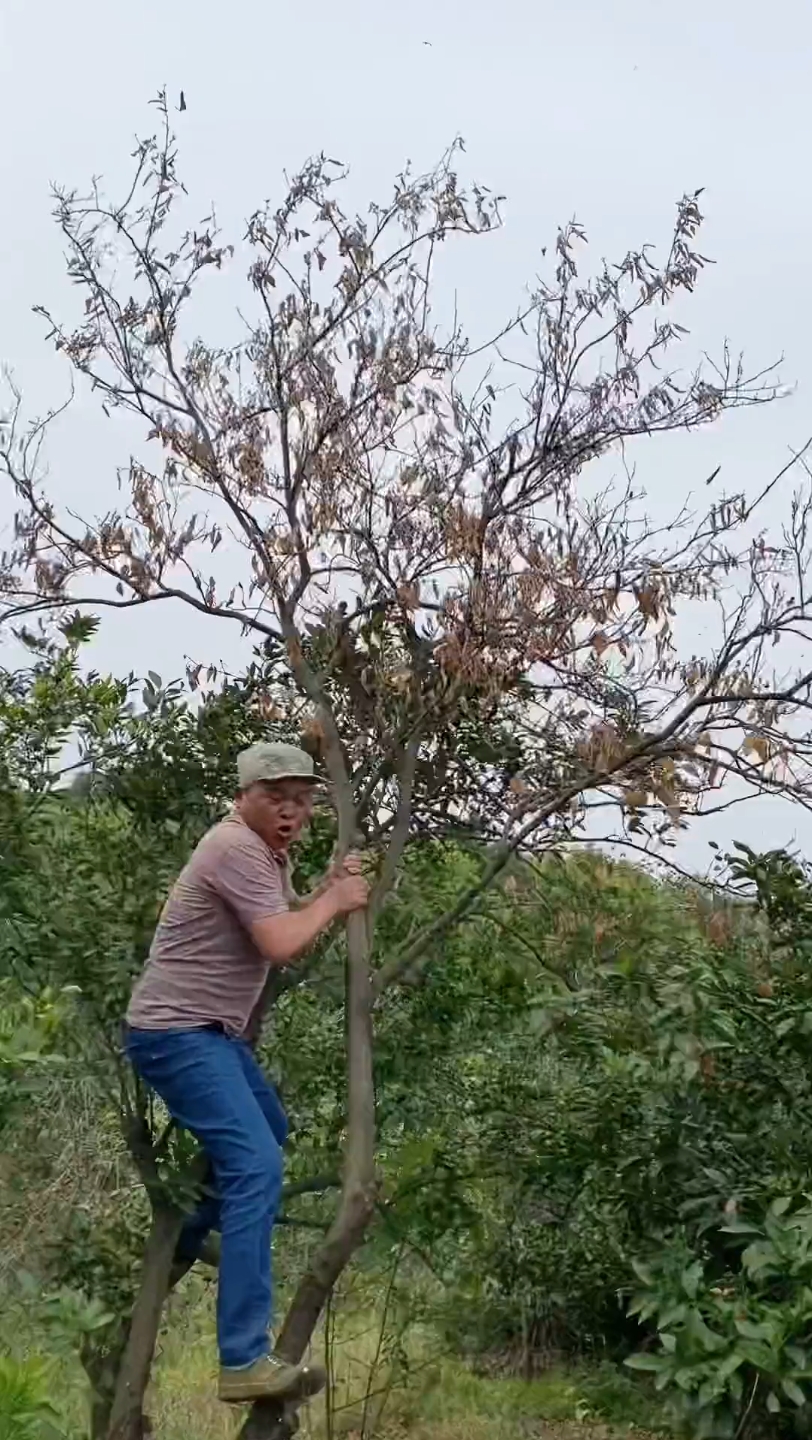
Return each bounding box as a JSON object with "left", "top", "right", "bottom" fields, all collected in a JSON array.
[{"left": 253, "top": 890, "right": 339, "bottom": 967}]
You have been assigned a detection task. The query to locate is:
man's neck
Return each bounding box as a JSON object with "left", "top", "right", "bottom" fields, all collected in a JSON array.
[{"left": 229, "top": 810, "right": 289, "bottom": 866}]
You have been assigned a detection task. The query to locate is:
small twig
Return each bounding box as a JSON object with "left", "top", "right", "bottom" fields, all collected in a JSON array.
[{"left": 734, "top": 1373, "right": 759, "bottom": 1440}]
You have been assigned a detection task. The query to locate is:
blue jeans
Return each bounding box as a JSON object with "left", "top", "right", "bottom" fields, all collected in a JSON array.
[{"left": 125, "top": 1026, "right": 287, "bottom": 1368}]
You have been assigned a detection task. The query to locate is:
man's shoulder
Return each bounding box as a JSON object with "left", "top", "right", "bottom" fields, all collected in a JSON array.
[
  {"left": 202, "top": 813, "right": 263, "bottom": 852},
  {"left": 194, "top": 814, "right": 278, "bottom": 874}
]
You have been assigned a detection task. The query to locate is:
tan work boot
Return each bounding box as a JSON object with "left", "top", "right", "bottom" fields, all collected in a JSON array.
[{"left": 218, "top": 1354, "right": 326, "bottom": 1405}]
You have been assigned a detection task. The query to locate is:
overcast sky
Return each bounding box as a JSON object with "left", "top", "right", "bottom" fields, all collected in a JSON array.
[{"left": 1, "top": 0, "right": 811, "bottom": 868}]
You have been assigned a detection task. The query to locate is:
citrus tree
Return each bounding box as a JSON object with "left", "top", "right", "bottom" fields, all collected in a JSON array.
[{"left": 3, "top": 93, "right": 812, "bottom": 1439}]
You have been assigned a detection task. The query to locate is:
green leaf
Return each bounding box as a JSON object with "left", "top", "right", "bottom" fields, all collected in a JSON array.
[
  {"left": 687, "top": 1312, "right": 726, "bottom": 1353},
  {"left": 625, "top": 1353, "right": 667, "bottom": 1372},
  {"left": 782, "top": 1378, "right": 806, "bottom": 1408},
  {"left": 734, "top": 1318, "right": 776, "bottom": 1341},
  {"left": 59, "top": 611, "right": 100, "bottom": 646},
  {"left": 681, "top": 1261, "right": 704, "bottom": 1299},
  {"left": 630, "top": 1258, "right": 654, "bottom": 1286},
  {"left": 716, "top": 1351, "right": 744, "bottom": 1380},
  {"left": 736, "top": 1341, "right": 775, "bottom": 1370}
]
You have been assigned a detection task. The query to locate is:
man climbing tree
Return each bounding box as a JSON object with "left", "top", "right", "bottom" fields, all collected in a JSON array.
[{"left": 125, "top": 740, "right": 368, "bottom": 1404}]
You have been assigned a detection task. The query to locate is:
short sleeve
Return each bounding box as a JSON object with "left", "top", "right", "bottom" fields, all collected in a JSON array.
[{"left": 208, "top": 832, "right": 290, "bottom": 929}]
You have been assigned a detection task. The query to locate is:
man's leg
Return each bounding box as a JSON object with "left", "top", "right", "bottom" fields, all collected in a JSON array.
[
  {"left": 175, "top": 1160, "right": 220, "bottom": 1267},
  {"left": 235, "top": 1039, "right": 289, "bottom": 1149},
  {"left": 175, "top": 1045, "right": 288, "bottom": 1267},
  {"left": 126, "top": 1027, "right": 282, "bottom": 1369}
]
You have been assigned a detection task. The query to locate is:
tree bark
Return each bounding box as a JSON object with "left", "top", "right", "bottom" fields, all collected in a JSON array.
[
  {"left": 82, "top": 1322, "right": 128, "bottom": 1440},
  {"left": 106, "top": 1204, "right": 183, "bottom": 1440},
  {"left": 238, "top": 875, "right": 377, "bottom": 1440},
  {"left": 275, "top": 915, "right": 376, "bottom": 1360},
  {"left": 239, "top": 1400, "right": 301, "bottom": 1440}
]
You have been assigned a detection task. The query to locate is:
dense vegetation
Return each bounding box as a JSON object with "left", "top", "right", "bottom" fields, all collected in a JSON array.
[{"left": 4, "top": 637, "right": 812, "bottom": 1440}]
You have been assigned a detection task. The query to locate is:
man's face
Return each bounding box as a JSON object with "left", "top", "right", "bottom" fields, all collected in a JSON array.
[{"left": 237, "top": 778, "right": 315, "bottom": 853}]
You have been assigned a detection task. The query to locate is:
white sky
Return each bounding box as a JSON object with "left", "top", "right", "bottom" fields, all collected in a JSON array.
[{"left": 1, "top": 0, "right": 811, "bottom": 868}]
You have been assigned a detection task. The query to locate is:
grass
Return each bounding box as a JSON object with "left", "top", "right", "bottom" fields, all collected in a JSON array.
[
  {"left": 0, "top": 1269, "right": 668, "bottom": 1439},
  {"left": 146, "top": 1278, "right": 667, "bottom": 1440}
]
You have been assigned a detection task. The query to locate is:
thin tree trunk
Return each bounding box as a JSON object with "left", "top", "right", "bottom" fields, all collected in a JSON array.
[
  {"left": 82, "top": 1322, "right": 128, "bottom": 1440},
  {"left": 106, "top": 1204, "right": 183, "bottom": 1440},
  {"left": 277, "top": 912, "right": 376, "bottom": 1357},
  {"left": 239, "top": 909, "right": 377, "bottom": 1440}
]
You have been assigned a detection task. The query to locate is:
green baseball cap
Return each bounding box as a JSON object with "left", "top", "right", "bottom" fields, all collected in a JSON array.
[{"left": 237, "top": 741, "right": 317, "bottom": 789}]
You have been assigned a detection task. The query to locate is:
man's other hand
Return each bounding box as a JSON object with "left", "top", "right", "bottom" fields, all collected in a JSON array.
[
  {"left": 329, "top": 873, "right": 369, "bottom": 915},
  {"left": 329, "top": 850, "right": 364, "bottom": 880}
]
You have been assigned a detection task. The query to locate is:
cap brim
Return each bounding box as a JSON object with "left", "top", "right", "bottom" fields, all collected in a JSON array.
[{"left": 255, "top": 772, "right": 320, "bottom": 785}]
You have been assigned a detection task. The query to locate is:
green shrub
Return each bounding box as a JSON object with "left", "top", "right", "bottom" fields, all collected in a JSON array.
[{"left": 0, "top": 1356, "right": 64, "bottom": 1440}]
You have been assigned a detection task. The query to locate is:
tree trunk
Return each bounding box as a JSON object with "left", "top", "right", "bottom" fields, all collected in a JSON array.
[
  {"left": 240, "top": 1399, "right": 300, "bottom": 1440},
  {"left": 106, "top": 1204, "right": 183, "bottom": 1440},
  {"left": 239, "top": 910, "right": 377, "bottom": 1440},
  {"left": 82, "top": 1322, "right": 128, "bottom": 1440}
]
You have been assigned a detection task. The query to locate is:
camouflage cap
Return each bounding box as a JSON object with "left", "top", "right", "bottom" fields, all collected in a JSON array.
[{"left": 236, "top": 741, "right": 317, "bottom": 789}]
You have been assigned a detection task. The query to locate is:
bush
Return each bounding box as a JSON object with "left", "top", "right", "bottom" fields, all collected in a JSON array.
[{"left": 0, "top": 1356, "right": 64, "bottom": 1440}]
